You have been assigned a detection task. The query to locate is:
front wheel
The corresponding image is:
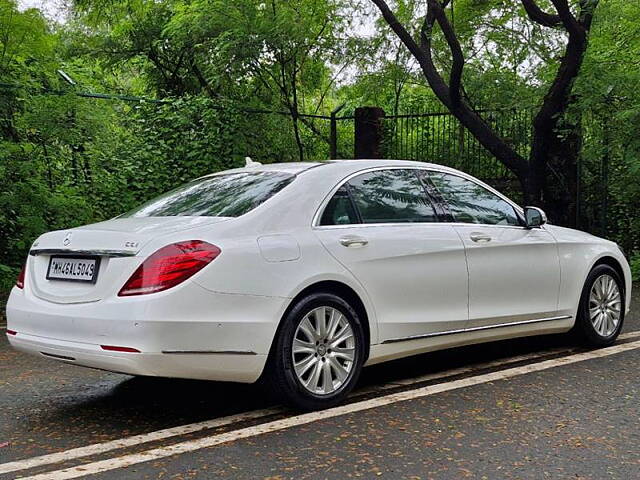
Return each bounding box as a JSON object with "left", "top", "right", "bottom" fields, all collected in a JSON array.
[
  {"left": 574, "top": 264, "right": 625, "bottom": 347},
  {"left": 264, "top": 292, "right": 365, "bottom": 411}
]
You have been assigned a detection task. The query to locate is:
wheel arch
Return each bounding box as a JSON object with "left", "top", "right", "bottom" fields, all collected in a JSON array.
[
  {"left": 270, "top": 280, "right": 373, "bottom": 364},
  {"left": 572, "top": 254, "right": 627, "bottom": 345},
  {"left": 590, "top": 255, "right": 627, "bottom": 295}
]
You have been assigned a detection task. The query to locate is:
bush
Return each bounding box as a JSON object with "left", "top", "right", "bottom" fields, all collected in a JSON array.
[{"left": 631, "top": 253, "right": 640, "bottom": 282}]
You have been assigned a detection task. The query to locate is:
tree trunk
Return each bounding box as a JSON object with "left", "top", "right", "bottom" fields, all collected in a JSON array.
[
  {"left": 527, "top": 117, "right": 581, "bottom": 227},
  {"left": 290, "top": 108, "right": 304, "bottom": 162}
]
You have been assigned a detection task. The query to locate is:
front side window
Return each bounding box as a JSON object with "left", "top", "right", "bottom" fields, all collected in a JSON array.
[
  {"left": 122, "top": 172, "right": 294, "bottom": 218},
  {"left": 347, "top": 169, "right": 437, "bottom": 224},
  {"left": 429, "top": 172, "right": 520, "bottom": 226}
]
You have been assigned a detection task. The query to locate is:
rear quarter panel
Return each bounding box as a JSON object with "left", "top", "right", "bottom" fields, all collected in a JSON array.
[{"left": 185, "top": 223, "right": 381, "bottom": 345}]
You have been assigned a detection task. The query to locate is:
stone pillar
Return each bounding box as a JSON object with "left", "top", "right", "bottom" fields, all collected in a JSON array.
[{"left": 354, "top": 107, "right": 385, "bottom": 159}]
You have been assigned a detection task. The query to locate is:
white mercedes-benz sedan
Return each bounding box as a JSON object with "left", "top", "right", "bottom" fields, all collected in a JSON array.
[{"left": 6, "top": 160, "right": 631, "bottom": 410}]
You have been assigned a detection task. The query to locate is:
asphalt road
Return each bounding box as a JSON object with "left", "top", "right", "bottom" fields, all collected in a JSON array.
[{"left": 1, "top": 285, "right": 638, "bottom": 479}]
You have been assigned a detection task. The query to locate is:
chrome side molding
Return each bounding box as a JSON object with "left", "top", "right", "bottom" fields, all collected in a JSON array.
[
  {"left": 29, "top": 248, "right": 137, "bottom": 257},
  {"left": 161, "top": 350, "right": 257, "bottom": 355},
  {"left": 381, "top": 315, "right": 572, "bottom": 344}
]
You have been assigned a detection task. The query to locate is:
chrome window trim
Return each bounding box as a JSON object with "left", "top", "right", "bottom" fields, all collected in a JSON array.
[
  {"left": 381, "top": 315, "right": 572, "bottom": 344},
  {"left": 312, "top": 165, "right": 525, "bottom": 229},
  {"left": 313, "top": 222, "right": 537, "bottom": 231}
]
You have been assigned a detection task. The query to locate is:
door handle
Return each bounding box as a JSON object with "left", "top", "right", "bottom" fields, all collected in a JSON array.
[
  {"left": 339, "top": 235, "right": 369, "bottom": 248},
  {"left": 469, "top": 232, "right": 492, "bottom": 243}
]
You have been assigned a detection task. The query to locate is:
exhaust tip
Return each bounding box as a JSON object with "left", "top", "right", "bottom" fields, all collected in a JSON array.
[{"left": 41, "top": 352, "right": 76, "bottom": 361}]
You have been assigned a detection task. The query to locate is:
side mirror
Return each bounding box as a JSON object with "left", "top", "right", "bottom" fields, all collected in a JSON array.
[{"left": 524, "top": 206, "right": 547, "bottom": 228}]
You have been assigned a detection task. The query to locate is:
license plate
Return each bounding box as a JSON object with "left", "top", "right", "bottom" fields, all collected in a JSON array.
[{"left": 46, "top": 256, "right": 100, "bottom": 283}]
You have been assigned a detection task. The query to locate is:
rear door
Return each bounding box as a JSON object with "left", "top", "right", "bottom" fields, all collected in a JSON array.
[
  {"left": 426, "top": 171, "right": 561, "bottom": 329},
  {"left": 314, "top": 168, "right": 469, "bottom": 342}
]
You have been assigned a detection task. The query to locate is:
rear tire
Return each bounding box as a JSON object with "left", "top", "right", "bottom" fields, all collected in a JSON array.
[
  {"left": 263, "top": 292, "right": 365, "bottom": 411},
  {"left": 574, "top": 264, "right": 625, "bottom": 347}
]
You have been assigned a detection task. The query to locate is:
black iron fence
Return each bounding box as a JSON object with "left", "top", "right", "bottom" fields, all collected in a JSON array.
[{"left": 379, "top": 108, "right": 535, "bottom": 197}]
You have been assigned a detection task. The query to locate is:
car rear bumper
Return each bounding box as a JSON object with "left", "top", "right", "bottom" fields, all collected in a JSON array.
[
  {"left": 5, "top": 282, "right": 287, "bottom": 383},
  {"left": 7, "top": 331, "right": 267, "bottom": 382}
]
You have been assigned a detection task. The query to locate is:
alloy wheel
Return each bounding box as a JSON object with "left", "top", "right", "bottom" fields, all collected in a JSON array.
[
  {"left": 292, "top": 306, "right": 356, "bottom": 395},
  {"left": 589, "top": 274, "right": 622, "bottom": 337}
]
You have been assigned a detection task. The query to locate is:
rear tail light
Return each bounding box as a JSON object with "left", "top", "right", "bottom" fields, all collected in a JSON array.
[
  {"left": 16, "top": 262, "right": 26, "bottom": 289},
  {"left": 118, "top": 240, "right": 221, "bottom": 296},
  {"left": 6, "top": 330, "right": 17, "bottom": 336}
]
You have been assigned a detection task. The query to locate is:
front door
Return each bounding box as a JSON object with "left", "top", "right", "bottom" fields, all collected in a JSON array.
[{"left": 427, "top": 171, "right": 561, "bottom": 328}]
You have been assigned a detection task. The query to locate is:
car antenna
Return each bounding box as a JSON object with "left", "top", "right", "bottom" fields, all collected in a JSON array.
[{"left": 245, "top": 157, "right": 262, "bottom": 168}]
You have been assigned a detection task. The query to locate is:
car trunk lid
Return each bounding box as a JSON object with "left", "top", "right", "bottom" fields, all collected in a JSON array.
[{"left": 28, "top": 217, "right": 229, "bottom": 304}]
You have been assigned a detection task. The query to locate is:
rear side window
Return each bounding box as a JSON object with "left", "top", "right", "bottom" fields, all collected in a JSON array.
[
  {"left": 122, "top": 172, "right": 294, "bottom": 218},
  {"left": 347, "top": 169, "right": 437, "bottom": 224},
  {"left": 429, "top": 172, "right": 519, "bottom": 226},
  {"left": 320, "top": 186, "right": 359, "bottom": 225}
]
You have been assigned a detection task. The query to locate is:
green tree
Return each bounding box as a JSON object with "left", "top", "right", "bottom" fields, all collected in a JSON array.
[
  {"left": 72, "top": 0, "right": 353, "bottom": 159},
  {"left": 370, "top": 0, "right": 600, "bottom": 226}
]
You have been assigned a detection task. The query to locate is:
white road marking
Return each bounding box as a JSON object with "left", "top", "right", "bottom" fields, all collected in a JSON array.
[
  {"left": 17, "top": 338, "right": 640, "bottom": 480},
  {"left": 0, "top": 408, "right": 284, "bottom": 476},
  {"left": 383, "top": 347, "right": 576, "bottom": 387},
  {"left": 3, "top": 329, "right": 640, "bottom": 476},
  {"left": 619, "top": 331, "right": 640, "bottom": 339}
]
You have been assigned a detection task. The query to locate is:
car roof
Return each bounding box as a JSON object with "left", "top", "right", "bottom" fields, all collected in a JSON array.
[
  {"left": 205, "top": 159, "right": 461, "bottom": 177},
  {"left": 326, "top": 159, "right": 448, "bottom": 170},
  {"left": 309, "top": 159, "right": 468, "bottom": 177}
]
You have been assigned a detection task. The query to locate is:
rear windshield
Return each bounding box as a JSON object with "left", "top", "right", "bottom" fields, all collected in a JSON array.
[{"left": 122, "top": 171, "right": 295, "bottom": 218}]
